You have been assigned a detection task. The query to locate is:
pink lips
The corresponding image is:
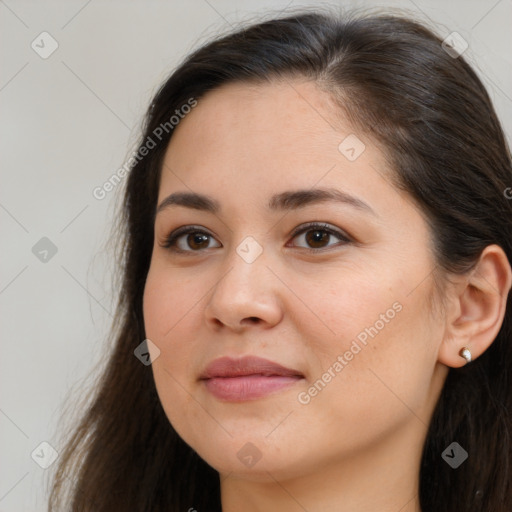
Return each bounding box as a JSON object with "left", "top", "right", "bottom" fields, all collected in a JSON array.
[{"left": 199, "top": 355, "right": 304, "bottom": 401}]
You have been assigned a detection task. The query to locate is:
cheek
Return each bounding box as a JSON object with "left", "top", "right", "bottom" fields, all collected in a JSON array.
[
  {"left": 284, "top": 263, "right": 402, "bottom": 347},
  {"left": 305, "top": 284, "right": 439, "bottom": 439},
  {"left": 143, "top": 266, "right": 201, "bottom": 360},
  {"left": 143, "top": 263, "right": 202, "bottom": 341},
  {"left": 143, "top": 268, "right": 206, "bottom": 376},
  {"left": 142, "top": 265, "right": 202, "bottom": 419},
  {"left": 293, "top": 261, "right": 438, "bottom": 412}
]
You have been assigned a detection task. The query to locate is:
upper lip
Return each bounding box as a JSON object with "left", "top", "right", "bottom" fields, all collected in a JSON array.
[{"left": 199, "top": 356, "right": 304, "bottom": 379}]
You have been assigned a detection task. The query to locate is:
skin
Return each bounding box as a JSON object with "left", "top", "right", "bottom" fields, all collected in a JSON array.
[{"left": 142, "top": 80, "right": 512, "bottom": 512}]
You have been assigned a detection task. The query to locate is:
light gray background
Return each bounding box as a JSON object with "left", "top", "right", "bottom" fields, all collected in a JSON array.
[{"left": 1, "top": 1, "right": 511, "bottom": 510}]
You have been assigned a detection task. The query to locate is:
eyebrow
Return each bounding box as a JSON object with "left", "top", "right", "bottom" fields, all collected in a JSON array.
[{"left": 156, "top": 187, "right": 376, "bottom": 216}]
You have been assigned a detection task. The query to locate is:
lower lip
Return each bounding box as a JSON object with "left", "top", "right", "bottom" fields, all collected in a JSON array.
[{"left": 203, "top": 375, "right": 302, "bottom": 401}]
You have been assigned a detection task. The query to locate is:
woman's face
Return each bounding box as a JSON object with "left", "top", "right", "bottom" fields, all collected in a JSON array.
[{"left": 143, "top": 80, "right": 449, "bottom": 481}]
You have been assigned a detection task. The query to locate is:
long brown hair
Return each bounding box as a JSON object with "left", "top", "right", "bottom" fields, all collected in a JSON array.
[{"left": 49, "top": 8, "right": 512, "bottom": 511}]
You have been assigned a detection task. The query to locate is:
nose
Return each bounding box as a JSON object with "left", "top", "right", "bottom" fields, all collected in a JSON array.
[{"left": 204, "top": 246, "right": 283, "bottom": 332}]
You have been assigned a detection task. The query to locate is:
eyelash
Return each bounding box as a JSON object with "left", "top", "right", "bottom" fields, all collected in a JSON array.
[{"left": 160, "top": 222, "right": 352, "bottom": 254}]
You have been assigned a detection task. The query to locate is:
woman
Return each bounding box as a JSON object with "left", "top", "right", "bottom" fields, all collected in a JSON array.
[{"left": 49, "top": 8, "right": 512, "bottom": 512}]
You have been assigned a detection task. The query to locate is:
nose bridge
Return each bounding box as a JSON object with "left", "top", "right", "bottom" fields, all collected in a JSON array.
[
  {"left": 217, "top": 234, "right": 269, "bottom": 299},
  {"left": 204, "top": 233, "right": 282, "bottom": 328}
]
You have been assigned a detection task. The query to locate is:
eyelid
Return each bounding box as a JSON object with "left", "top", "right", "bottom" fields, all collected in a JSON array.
[
  {"left": 287, "top": 221, "right": 356, "bottom": 253},
  {"left": 288, "top": 222, "right": 351, "bottom": 245},
  {"left": 159, "top": 225, "right": 220, "bottom": 251}
]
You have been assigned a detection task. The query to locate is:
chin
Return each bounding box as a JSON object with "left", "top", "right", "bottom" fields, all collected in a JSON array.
[{"left": 189, "top": 435, "right": 311, "bottom": 481}]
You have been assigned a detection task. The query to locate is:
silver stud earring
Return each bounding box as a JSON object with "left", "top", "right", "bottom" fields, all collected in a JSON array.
[{"left": 459, "top": 347, "right": 472, "bottom": 364}]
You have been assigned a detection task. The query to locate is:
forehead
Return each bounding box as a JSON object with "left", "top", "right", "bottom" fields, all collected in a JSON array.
[
  {"left": 184, "top": 79, "right": 341, "bottom": 126},
  {"left": 160, "top": 80, "right": 380, "bottom": 190}
]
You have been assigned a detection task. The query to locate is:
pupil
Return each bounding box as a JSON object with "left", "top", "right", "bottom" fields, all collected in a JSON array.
[
  {"left": 306, "top": 230, "right": 328, "bottom": 248},
  {"left": 188, "top": 233, "right": 209, "bottom": 249}
]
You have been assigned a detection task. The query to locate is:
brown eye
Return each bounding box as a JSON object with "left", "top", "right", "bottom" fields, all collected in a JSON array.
[
  {"left": 162, "top": 227, "right": 221, "bottom": 252},
  {"left": 290, "top": 223, "right": 351, "bottom": 250},
  {"left": 186, "top": 233, "right": 210, "bottom": 250},
  {"left": 304, "top": 229, "right": 331, "bottom": 248}
]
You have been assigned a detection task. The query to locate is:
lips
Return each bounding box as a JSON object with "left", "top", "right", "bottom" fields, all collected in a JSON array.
[
  {"left": 199, "top": 356, "right": 304, "bottom": 401},
  {"left": 200, "top": 355, "right": 303, "bottom": 379}
]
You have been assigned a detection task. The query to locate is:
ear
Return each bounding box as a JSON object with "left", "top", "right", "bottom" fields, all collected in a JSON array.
[{"left": 438, "top": 244, "right": 512, "bottom": 368}]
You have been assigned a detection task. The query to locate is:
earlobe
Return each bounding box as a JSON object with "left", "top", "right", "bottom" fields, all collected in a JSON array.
[{"left": 438, "top": 244, "right": 512, "bottom": 368}]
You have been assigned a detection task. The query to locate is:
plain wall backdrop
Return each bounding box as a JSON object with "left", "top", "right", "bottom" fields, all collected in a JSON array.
[{"left": 1, "top": 0, "right": 511, "bottom": 510}]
